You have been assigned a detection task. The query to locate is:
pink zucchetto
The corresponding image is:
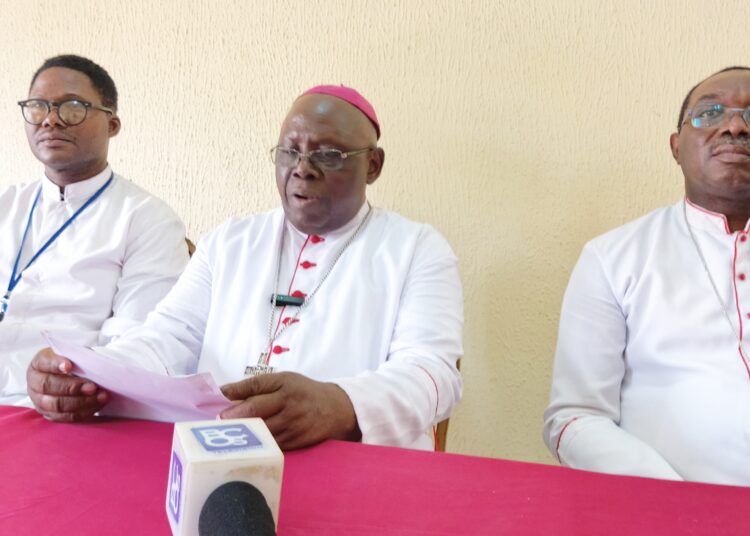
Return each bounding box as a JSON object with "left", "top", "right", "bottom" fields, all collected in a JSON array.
[{"left": 300, "top": 84, "right": 381, "bottom": 139}]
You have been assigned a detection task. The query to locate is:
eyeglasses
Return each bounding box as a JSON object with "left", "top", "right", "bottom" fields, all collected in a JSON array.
[
  {"left": 270, "top": 146, "right": 372, "bottom": 171},
  {"left": 17, "top": 98, "right": 114, "bottom": 126},
  {"left": 684, "top": 102, "right": 750, "bottom": 129}
]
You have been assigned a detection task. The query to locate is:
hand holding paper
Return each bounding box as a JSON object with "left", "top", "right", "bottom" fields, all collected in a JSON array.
[
  {"left": 27, "top": 346, "right": 109, "bottom": 422},
  {"left": 44, "top": 334, "right": 232, "bottom": 422}
]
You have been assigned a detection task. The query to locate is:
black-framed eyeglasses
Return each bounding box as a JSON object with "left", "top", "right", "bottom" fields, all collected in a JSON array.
[
  {"left": 684, "top": 102, "right": 750, "bottom": 129},
  {"left": 270, "top": 146, "right": 372, "bottom": 171},
  {"left": 17, "top": 98, "right": 114, "bottom": 126}
]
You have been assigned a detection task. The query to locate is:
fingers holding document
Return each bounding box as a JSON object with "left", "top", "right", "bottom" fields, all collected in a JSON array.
[
  {"left": 27, "top": 347, "right": 108, "bottom": 422},
  {"left": 220, "top": 371, "right": 360, "bottom": 450}
]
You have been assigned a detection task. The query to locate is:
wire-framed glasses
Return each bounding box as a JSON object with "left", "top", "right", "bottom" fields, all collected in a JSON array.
[
  {"left": 270, "top": 146, "right": 372, "bottom": 171},
  {"left": 685, "top": 102, "right": 750, "bottom": 129}
]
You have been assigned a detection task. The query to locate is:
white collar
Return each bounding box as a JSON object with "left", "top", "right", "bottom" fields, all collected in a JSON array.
[
  {"left": 684, "top": 196, "right": 750, "bottom": 235},
  {"left": 286, "top": 201, "right": 372, "bottom": 241},
  {"left": 40, "top": 166, "right": 113, "bottom": 204}
]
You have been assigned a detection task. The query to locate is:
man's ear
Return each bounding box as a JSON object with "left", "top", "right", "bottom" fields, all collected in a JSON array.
[
  {"left": 108, "top": 115, "right": 121, "bottom": 138},
  {"left": 366, "top": 148, "right": 385, "bottom": 185},
  {"left": 669, "top": 132, "right": 680, "bottom": 162}
]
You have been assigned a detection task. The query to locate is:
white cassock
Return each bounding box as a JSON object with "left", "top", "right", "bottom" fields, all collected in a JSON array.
[
  {"left": 544, "top": 198, "right": 750, "bottom": 486},
  {"left": 0, "top": 166, "right": 189, "bottom": 406},
  {"left": 98, "top": 202, "right": 464, "bottom": 450}
]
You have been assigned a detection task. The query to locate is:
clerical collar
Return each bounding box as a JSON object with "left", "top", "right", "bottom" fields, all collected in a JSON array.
[
  {"left": 40, "top": 166, "right": 113, "bottom": 203},
  {"left": 684, "top": 196, "right": 750, "bottom": 235},
  {"left": 286, "top": 201, "right": 372, "bottom": 241}
]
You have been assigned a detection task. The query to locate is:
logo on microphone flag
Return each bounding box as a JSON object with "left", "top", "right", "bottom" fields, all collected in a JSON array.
[
  {"left": 167, "top": 451, "right": 183, "bottom": 522},
  {"left": 191, "top": 424, "right": 263, "bottom": 453}
]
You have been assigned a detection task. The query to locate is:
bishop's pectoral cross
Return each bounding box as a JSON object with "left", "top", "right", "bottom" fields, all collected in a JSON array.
[
  {"left": 245, "top": 293, "right": 305, "bottom": 376},
  {"left": 244, "top": 352, "right": 275, "bottom": 377}
]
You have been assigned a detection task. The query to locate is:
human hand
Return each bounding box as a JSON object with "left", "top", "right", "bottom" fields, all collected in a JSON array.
[
  {"left": 27, "top": 347, "right": 108, "bottom": 422},
  {"left": 220, "top": 371, "right": 361, "bottom": 450}
]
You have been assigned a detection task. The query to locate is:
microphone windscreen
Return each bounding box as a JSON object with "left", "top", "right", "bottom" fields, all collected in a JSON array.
[{"left": 198, "top": 481, "right": 276, "bottom": 536}]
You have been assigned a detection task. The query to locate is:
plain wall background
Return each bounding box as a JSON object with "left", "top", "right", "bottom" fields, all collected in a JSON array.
[{"left": 2, "top": 0, "right": 750, "bottom": 463}]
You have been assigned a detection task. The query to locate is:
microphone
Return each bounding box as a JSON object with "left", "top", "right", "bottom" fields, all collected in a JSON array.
[
  {"left": 198, "top": 481, "right": 276, "bottom": 536},
  {"left": 166, "top": 418, "right": 283, "bottom": 536}
]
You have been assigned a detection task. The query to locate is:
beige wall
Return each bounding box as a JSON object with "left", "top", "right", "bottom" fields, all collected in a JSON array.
[{"left": 2, "top": 0, "right": 750, "bottom": 463}]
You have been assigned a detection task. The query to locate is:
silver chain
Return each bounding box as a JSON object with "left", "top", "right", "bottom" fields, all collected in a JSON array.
[
  {"left": 683, "top": 199, "right": 749, "bottom": 360},
  {"left": 261, "top": 203, "right": 374, "bottom": 363}
]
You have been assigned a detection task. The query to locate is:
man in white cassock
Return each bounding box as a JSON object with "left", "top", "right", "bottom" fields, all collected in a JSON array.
[
  {"left": 545, "top": 67, "right": 750, "bottom": 486},
  {"left": 27, "top": 85, "right": 464, "bottom": 451},
  {"left": 0, "top": 55, "right": 188, "bottom": 407}
]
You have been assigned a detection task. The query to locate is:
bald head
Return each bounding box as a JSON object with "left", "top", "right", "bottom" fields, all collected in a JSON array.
[{"left": 274, "top": 93, "right": 385, "bottom": 235}]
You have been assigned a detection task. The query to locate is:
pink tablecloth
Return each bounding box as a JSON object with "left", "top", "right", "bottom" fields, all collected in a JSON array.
[{"left": 1, "top": 406, "right": 748, "bottom": 535}]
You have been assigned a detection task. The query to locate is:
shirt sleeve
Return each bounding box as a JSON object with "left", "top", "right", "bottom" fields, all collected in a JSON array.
[
  {"left": 95, "top": 229, "right": 214, "bottom": 375},
  {"left": 334, "top": 227, "right": 464, "bottom": 449},
  {"left": 543, "top": 243, "right": 682, "bottom": 480},
  {"left": 98, "top": 196, "right": 190, "bottom": 342}
]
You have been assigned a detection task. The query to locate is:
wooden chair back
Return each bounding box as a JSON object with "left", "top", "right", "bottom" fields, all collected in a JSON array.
[{"left": 435, "top": 358, "right": 461, "bottom": 452}]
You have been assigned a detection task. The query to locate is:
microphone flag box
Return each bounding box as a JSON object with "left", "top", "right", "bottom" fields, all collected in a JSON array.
[{"left": 166, "top": 418, "right": 284, "bottom": 535}]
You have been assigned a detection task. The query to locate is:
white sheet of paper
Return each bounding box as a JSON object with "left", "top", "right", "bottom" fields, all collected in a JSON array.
[{"left": 45, "top": 334, "right": 233, "bottom": 422}]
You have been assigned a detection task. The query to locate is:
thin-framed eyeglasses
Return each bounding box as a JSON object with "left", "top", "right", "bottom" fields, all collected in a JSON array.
[
  {"left": 270, "top": 146, "right": 373, "bottom": 171},
  {"left": 684, "top": 102, "right": 750, "bottom": 129},
  {"left": 17, "top": 98, "right": 114, "bottom": 127}
]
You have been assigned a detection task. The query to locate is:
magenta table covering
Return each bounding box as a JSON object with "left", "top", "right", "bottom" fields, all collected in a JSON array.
[{"left": 1, "top": 406, "right": 748, "bottom": 535}]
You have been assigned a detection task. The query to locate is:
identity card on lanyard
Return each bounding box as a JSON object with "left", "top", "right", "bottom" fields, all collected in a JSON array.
[{"left": 0, "top": 173, "right": 114, "bottom": 322}]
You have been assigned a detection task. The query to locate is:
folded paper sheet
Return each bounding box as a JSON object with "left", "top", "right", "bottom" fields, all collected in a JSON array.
[{"left": 45, "top": 334, "right": 232, "bottom": 422}]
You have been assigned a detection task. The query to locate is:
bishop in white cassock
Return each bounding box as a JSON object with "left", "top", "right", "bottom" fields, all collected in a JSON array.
[
  {"left": 544, "top": 67, "right": 750, "bottom": 486},
  {"left": 28, "top": 84, "right": 464, "bottom": 451}
]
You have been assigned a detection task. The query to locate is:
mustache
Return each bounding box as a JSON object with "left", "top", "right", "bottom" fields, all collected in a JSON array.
[{"left": 712, "top": 135, "right": 750, "bottom": 150}]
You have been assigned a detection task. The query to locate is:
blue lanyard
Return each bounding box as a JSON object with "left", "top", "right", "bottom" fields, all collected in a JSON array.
[{"left": 0, "top": 173, "right": 114, "bottom": 321}]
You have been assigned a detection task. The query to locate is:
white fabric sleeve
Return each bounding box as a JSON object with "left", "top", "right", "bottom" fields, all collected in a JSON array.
[
  {"left": 543, "top": 243, "right": 682, "bottom": 480},
  {"left": 98, "top": 197, "right": 190, "bottom": 341},
  {"left": 334, "top": 227, "right": 464, "bottom": 448},
  {"left": 95, "top": 231, "right": 214, "bottom": 376}
]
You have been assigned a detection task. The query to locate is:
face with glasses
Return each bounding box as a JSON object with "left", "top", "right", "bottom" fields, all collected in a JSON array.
[
  {"left": 670, "top": 69, "right": 750, "bottom": 210},
  {"left": 22, "top": 67, "right": 120, "bottom": 186},
  {"left": 275, "top": 94, "right": 384, "bottom": 235}
]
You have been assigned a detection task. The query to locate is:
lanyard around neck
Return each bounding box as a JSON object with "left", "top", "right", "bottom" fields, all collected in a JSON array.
[{"left": 0, "top": 173, "right": 114, "bottom": 320}]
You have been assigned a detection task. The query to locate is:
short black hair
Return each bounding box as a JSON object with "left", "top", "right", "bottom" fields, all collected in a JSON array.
[
  {"left": 677, "top": 66, "right": 750, "bottom": 131},
  {"left": 29, "top": 54, "right": 118, "bottom": 111}
]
